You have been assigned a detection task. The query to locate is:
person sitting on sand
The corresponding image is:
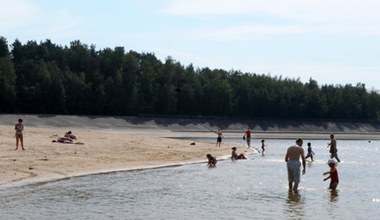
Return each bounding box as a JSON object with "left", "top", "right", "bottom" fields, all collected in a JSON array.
[
  {"left": 64, "top": 131, "right": 76, "bottom": 140},
  {"left": 231, "top": 147, "right": 247, "bottom": 160},
  {"left": 53, "top": 131, "right": 83, "bottom": 144},
  {"left": 206, "top": 154, "right": 217, "bottom": 167},
  {"left": 55, "top": 137, "right": 74, "bottom": 144}
]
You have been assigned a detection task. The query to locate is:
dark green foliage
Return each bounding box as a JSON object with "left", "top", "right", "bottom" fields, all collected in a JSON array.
[
  {"left": 1, "top": 36, "right": 380, "bottom": 119},
  {"left": 0, "top": 37, "right": 16, "bottom": 112}
]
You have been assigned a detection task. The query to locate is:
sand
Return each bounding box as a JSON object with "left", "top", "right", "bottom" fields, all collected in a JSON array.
[
  {"left": 1, "top": 114, "right": 379, "bottom": 188},
  {"left": 0, "top": 116, "right": 250, "bottom": 188}
]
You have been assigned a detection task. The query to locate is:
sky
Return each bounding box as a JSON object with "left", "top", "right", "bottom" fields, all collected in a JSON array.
[{"left": 1, "top": 0, "right": 380, "bottom": 91}]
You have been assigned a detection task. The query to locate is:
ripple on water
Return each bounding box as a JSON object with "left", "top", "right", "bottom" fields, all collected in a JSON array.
[{"left": 1, "top": 139, "right": 380, "bottom": 219}]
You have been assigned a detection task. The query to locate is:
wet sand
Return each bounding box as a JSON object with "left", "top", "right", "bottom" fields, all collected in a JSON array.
[
  {"left": 1, "top": 115, "right": 378, "bottom": 187},
  {"left": 0, "top": 115, "right": 247, "bottom": 187}
]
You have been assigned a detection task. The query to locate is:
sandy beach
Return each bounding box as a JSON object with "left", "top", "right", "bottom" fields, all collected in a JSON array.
[
  {"left": 0, "top": 115, "right": 249, "bottom": 187},
  {"left": 1, "top": 114, "right": 379, "bottom": 188}
]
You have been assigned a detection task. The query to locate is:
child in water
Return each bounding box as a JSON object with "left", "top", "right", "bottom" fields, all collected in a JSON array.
[
  {"left": 323, "top": 159, "right": 339, "bottom": 189},
  {"left": 206, "top": 154, "right": 217, "bottom": 167},
  {"left": 305, "top": 142, "right": 315, "bottom": 161},
  {"left": 261, "top": 139, "right": 266, "bottom": 154},
  {"left": 231, "top": 147, "right": 247, "bottom": 160}
]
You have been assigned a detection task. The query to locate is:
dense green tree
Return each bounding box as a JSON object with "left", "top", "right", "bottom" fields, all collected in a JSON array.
[
  {"left": 122, "top": 51, "right": 140, "bottom": 115},
  {"left": 62, "top": 69, "right": 91, "bottom": 114},
  {"left": 2, "top": 36, "right": 380, "bottom": 120},
  {"left": 156, "top": 57, "right": 178, "bottom": 114},
  {"left": 0, "top": 37, "right": 9, "bottom": 57},
  {"left": 15, "top": 59, "right": 52, "bottom": 113},
  {"left": 46, "top": 63, "right": 66, "bottom": 114},
  {"left": 0, "top": 37, "right": 16, "bottom": 112},
  {"left": 137, "top": 53, "right": 159, "bottom": 114}
]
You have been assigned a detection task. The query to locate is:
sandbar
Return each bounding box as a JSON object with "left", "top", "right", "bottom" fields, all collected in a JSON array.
[{"left": 1, "top": 114, "right": 378, "bottom": 188}]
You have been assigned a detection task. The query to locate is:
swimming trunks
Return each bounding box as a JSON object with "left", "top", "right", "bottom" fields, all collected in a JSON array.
[{"left": 287, "top": 160, "right": 301, "bottom": 183}]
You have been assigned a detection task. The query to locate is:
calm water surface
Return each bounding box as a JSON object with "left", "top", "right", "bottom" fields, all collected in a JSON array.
[{"left": 1, "top": 139, "right": 380, "bottom": 220}]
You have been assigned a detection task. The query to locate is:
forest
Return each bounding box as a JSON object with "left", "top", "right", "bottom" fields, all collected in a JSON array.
[{"left": 1, "top": 36, "right": 380, "bottom": 120}]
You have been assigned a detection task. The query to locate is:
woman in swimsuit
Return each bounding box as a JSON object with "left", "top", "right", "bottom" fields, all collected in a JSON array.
[{"left": 15, "top": 118, "right": 25, "bottom": 150}]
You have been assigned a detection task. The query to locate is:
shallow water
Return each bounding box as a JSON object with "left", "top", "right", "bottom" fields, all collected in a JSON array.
[{"left": 1, "top": 139, "right": 380, "bottom": 219}]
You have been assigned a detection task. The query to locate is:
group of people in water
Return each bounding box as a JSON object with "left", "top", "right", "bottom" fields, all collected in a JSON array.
[
  {"left": 285, "top": 134, "right": 340, "bottom": 192},
  {"left": 210, "top": 128, "right": 256, "bottom": 167},
  {"left": 15, "top": 118, "right": 339, "bottom": 191},
  {"left": 216, "top": 128, "right": 267, "bottom": 153},
  {"left": 207, "top": 145, "right": 248, "bottom": 167},
  {"left": 209, "top": 128, "right": 340, "bottom": 191}
]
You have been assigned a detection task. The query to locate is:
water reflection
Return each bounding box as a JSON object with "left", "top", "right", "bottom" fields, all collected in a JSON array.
[
  {"left": 329, "top": 189, "right": 339, "bottom": 203},
  {"left": 284, "top": 191, "right": 305, "bottom": 219},
  {"left": 1, "top": 139, "right": 379, "bottom": 219},
  {"left": 287, "top": 191, "right": 302, "bottom": 203},
  {"left": 307, "top": 161, "right": 314, "bottom": 168}
]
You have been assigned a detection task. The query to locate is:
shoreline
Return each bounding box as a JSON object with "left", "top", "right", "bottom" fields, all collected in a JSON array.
[
  {"left": 0, "top": 123, "right": 242, "bottom": 188},
  {"left": 1, "top": 114, "right": 379, "bottom": 188}
]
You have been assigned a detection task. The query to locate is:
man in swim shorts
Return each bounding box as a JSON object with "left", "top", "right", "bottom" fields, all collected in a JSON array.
[
  {"left": 216, "top": 129, "right": 222, "bottom": 147},
  {"left": 285, "top": 138, "right": 306, "bottom": 191},
  {"left": 328, "top": 134, "right": 341, "bottom": 162}
]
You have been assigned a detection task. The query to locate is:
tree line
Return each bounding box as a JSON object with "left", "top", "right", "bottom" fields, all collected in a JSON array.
[{"left": 1, "top": 36, "right": 380, "bottom": 119}]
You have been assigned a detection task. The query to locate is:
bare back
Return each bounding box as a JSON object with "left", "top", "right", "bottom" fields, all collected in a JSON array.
[
  {"left": 330, "top": 139, "right": 336, "bottom": 148},
  {"left": 285, "top": 145, "right": 305, "bottom": 161}
]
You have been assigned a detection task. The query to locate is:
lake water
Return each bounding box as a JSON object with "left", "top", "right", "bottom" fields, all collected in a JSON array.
[{"left": 1, "top": 139, "right": 380, "bottom": 220}]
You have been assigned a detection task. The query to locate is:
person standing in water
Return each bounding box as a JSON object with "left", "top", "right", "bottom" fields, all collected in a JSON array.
[
  {"left": 323, "top": 159, "right": 339, "bottom": 190},
  {"left": 216, "top": 129, "right": 223, "bottom": 147},
  {"left": 243, "top": 128, "right": 252, "bottom": 148},
  {"left": 261, "top": 139, "right": 266, "bottom": 154},
  {"left": 328, "top": 134, "right": 341, "bottom": 162},
  {"left": 285, "top": 138, "right": 306, "bottom": 192},
  {"left": 15, "top": 118, "right": 25, "bottom": 150},
  {"left": 305, "top": 142, "right": 315, "bottom": 161}
]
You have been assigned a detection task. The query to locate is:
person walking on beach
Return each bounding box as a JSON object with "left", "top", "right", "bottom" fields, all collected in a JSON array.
[
  {"left": 328, "top": 134, "right": 341, "bottom": 162},
  {"left": 305, "top": 142, "right": 315, "bottom": 161},
  {"left": 15, "top": 118, "right": 25, "bottom": 150},
  {"left": 216, "top": 129, "right": 223, "bottom": 147},
  {"left": 243, "top": 128, "right": 252, "bottom": 148},
  {"left": 323, "top": 159, "right": 339, "bottom": 190},
  {"left": 285, "top": 138, "right": 306, "bottom": 192},
  {"left": 206, "top": 154, "right": 217, "bottom": 167}
]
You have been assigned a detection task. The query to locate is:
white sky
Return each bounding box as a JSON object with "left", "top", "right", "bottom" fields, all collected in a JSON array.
[{"left": 1, "top": 0, "right": 380, "bottom": 91}]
